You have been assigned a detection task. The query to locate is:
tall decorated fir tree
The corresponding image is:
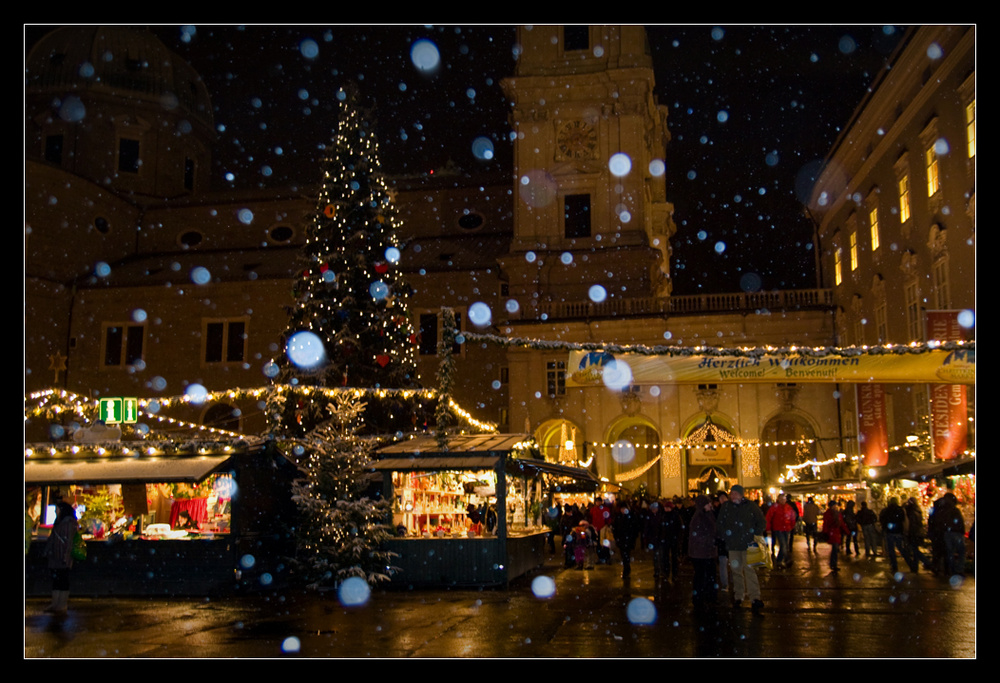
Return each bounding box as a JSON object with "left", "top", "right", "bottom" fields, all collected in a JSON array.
[
  {"left": 270, "top": 86, "right": 420, "bottom": 437},
  {"left": 267, "top": 88, "right": 420, "bottom": 587}
]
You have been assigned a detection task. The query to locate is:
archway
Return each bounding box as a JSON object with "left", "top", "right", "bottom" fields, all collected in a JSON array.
[
  {"left": 761, "top": 413, "right": 818, "bottom": 485},
  {"left": 606, "top": 415, "right": 661, "bottom": 498},
  {"left": 535, "top": 418, "right": 585, "bottom": 466},
  {"left": 682, "top": 413, "right": 741, "bottom": 494}
]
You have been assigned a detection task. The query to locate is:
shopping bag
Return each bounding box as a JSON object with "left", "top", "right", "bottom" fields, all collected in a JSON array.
[{"left": 746, "top": 535, "right": 773, "bottom": 568}]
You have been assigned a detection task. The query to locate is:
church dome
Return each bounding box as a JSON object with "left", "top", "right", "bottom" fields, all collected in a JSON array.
[{"left": 26, "top": 26, "right": 214, "bottom": 132}]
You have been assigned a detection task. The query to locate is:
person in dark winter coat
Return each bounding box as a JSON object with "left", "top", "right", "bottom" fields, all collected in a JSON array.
[
  {"left": 842, "top": 500, "right": 860, "bottom": 555},
  {"left": 716, "top": 485, "right": 766, "bottom": 613},
  {"left": 713, "top": 492, "right": 730, "bottom": 591},
  {"left": 857, "top": 501, "right": 879, "bottom": 557},
  {"left": 938, "top": 493, "right": 966, "bottom": 576},
  {"left": 879, "top": 497, "right": 907, "bottom": 574},
  {"left": 688, "top": 494, "right": 718, "bottom": 608},
  {"left": 612, "top": 501, "right": 641, "bottom": 578},
  {"left": 904, "top": 497, "right": 927, "bottom": 572},
  {"left": 45, "top": 500, "right": 79, "bottom": 614}
]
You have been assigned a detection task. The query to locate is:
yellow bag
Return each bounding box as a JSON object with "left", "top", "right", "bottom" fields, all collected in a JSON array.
[{"left": 746, "top": 535, "right": 773, "bottom": 569}]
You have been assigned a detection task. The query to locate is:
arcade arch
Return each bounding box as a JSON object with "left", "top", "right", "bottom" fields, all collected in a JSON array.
[{"left": 606, "top": 414, "right": 661, "bottom": 497}]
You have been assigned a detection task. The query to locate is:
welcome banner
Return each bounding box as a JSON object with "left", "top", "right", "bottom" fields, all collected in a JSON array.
[{"left": 566, "top": 347, "right": 974, "bottom": 387}]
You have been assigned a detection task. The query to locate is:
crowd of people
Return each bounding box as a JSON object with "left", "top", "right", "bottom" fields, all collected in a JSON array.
[{"left": 549, "top": 485, "right": 973, "bottom": 615}]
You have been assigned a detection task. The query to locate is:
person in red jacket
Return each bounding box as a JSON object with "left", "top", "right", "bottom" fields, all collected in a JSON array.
[
  {"left": 822, "top": 500, "right": 850, "bottom": 573},
  {"left": 765, "top": 493, "right": 797, "bottom": 568}
]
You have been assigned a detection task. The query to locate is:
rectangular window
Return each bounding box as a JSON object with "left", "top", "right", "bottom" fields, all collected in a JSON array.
[
  {"left": 875, "top": 301, "right": 888, "bottom": 343},
  {"left": 103, "top": 324, "right": 144, "bottom": 367},
  {"left": 834, "top": 248, "right": 843, "bottom": 286},
  {"left": 933, "top": 258, "right": 950, "bottom": 309},
  {"left": 563, "top": 26, "right": 589, "bottom": 52},
  {"left": 905, "top": 281, "right": 921, "bottom": 342},
  {"left": 451, "top": 312, "right": 463, "bottom": 355},
  {"left": 965, "top": 99, "right": 976, "bottom": 158},
  {"left": 563, "top": 193, "right": 591, "bottom": 239},
  {"left": 417, "top": 311, "right": 463, "bottom": 356},
  {"left": 118, "top": 138, "right": 140, "bottom": 174},
  {"left": 898, "top": 174, "right": 911, "bottom": 223},
  {"left": 184, "top": 158, "right": 195, "bottom": 190},
  {"left": 204, "top": 320, "right": 246, "bottom": 364},
  {"left": 925, "top": 145, "right": 940, "bottom": 196},
  {"left": 419, "top": 314, "right": 438, "bottom": 355},
  {"left": 869, "top": 206, "right": 880, "bottom": 251},
  {"left": 44, "top": 134, "right": 63, "bottom": 165},
  {"left": 849, "top": 232, "right": 858, "bottom": 271},
  {"left": 546, "top": 360, "right": 566, "bottom": 397}
]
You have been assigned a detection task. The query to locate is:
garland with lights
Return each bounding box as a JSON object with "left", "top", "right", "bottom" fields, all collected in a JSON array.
[{"left": 457, "top": 329, "right": 973, "bottom": 359}]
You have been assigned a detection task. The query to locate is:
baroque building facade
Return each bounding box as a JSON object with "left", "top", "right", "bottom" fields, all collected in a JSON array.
[
  {"left": 809, "top": 25, "right": 975, "bottom": 464},
  {"left": 34, "top": 25, "right": 942, "bottom": 498}
]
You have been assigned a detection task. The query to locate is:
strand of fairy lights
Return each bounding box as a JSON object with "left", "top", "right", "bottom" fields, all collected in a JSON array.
[{"left": 458, "top": 330, "right": 973, "bottom": 358}]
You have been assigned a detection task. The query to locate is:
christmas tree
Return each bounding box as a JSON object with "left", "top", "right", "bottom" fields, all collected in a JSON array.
[
  {"left": 287, "top": 393, "right": 397, "bottom": 588},
  {"left": 267, "top": 88, "right": 419, "bottom": 588},
  {"left": 270, "top": 86, "right": 421, "bottom": 437}
]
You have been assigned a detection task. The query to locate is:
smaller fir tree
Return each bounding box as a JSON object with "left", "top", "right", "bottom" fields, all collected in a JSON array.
[{"left": 289, "top": 392, "right": 397, "bottom": 588}]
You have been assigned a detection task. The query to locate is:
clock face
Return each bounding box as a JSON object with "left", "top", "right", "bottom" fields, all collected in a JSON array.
[{"left": 556, "top": 120, "right": 597, "bottom": 160}]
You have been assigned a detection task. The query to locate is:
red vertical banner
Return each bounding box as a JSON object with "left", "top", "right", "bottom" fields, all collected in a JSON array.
[
  {"left": 926, "top": 311, "right": 969, "bottom": 461},
  {"left": 857, "top": 383, "right": 889, "bottom": 467}
]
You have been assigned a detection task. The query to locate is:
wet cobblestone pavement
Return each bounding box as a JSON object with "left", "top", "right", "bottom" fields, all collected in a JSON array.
[{"left": 25, "top": 537, "right": 975, "bottom": 658}]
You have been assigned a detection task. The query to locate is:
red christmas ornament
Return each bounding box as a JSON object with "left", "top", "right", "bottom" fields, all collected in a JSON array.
[
  {"left": 376, "top": 354, "right": 391, "bottom": 367},
  {"left": 323, "top": 204, "right": 337, "bottom": 218},
  {"left": 375, "top": 262, "right": 389, "bottom": 274}
]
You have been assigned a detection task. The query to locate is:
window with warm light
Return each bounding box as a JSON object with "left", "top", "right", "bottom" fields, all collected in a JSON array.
[
  {"left": 849, "top": 232, "right": 858, "bottom": 271},
  {"left": 925, "top": 144, "right": 940, "bottom": 197},
  {"left": 897, "top": 174, "right": 910, "bottom": 224},
  {"left": 834, "top": 248, "right": 843, "bottom": 286},
  {"left": 869, "top": 206, "right": 880, "bottom": 251},
  {"left": 965, "top": 99, "right": 976, "bottom": 158}
]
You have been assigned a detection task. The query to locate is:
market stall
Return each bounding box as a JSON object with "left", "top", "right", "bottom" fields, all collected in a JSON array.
[
  {"left": 24, "top": 439, "right": 297, "bottom": 596},
  {"left": 373, "top": 433, "right": 598, "bottom": 587}
]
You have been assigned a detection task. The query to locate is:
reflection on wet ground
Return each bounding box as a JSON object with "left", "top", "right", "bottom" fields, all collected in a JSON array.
[{"left": 26, "top": 536, "right": 975, "bottom": 658}]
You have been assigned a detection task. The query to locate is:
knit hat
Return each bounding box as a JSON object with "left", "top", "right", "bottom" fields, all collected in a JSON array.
[{"left": 730, "top": 484, "right": 745, "bottom": 496}]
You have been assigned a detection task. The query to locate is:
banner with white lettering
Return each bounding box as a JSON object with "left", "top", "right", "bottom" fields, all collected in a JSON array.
[
  {"left": 856, "top": 384, "right": 889, "bottom": 467},
  {"left": 566, "top": 347, "right": 974, "bottom": 387},
  {"left": 926, "top": 311, "right": 970, "bottom": 460}
]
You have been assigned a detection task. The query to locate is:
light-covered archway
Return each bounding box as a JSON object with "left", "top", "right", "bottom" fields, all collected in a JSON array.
[
  {"left": 681, "top": 412, "right": 741, "bottom": 494},
  {"left": 535, "top": 417, "right": 586, "bottom": 466}
]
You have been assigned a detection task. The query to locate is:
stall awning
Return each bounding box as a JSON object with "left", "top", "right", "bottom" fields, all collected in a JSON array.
[
  {"left": 371, "top": 456, "right": 500, "bottom": 471},
  {"left": 510, "top": 458, "right": 600, "bottom": 483},
  {"left": 876, "top": 456, "right": 976, "bottom": 483},
  {"left": 376, "top": 434, "right": 535, "bottom": 458},
  {"left": 781, "top": 479, "right": 870, "bottom": 496},
  {"left": 24, "top": 454, "right": 234, "bottom": 485}
]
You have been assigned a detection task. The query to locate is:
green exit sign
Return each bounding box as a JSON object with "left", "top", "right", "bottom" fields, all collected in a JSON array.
[{"left": 98, "top": 397, "right": 139, "bottom": 424}]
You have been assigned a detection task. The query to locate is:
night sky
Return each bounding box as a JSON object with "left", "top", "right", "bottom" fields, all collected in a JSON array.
[{"left": 27, "top": 24, "right": 907, "bottom": 295}]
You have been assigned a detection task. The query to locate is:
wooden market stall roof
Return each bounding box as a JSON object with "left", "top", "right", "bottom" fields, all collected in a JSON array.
[{"left": 373, "top": 433, "right": 599, "bottom": 488}]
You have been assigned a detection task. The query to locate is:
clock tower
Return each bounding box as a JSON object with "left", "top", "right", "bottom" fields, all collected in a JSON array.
[{"left": 499, "top": 25, "right": 675, "bottom": 317}]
